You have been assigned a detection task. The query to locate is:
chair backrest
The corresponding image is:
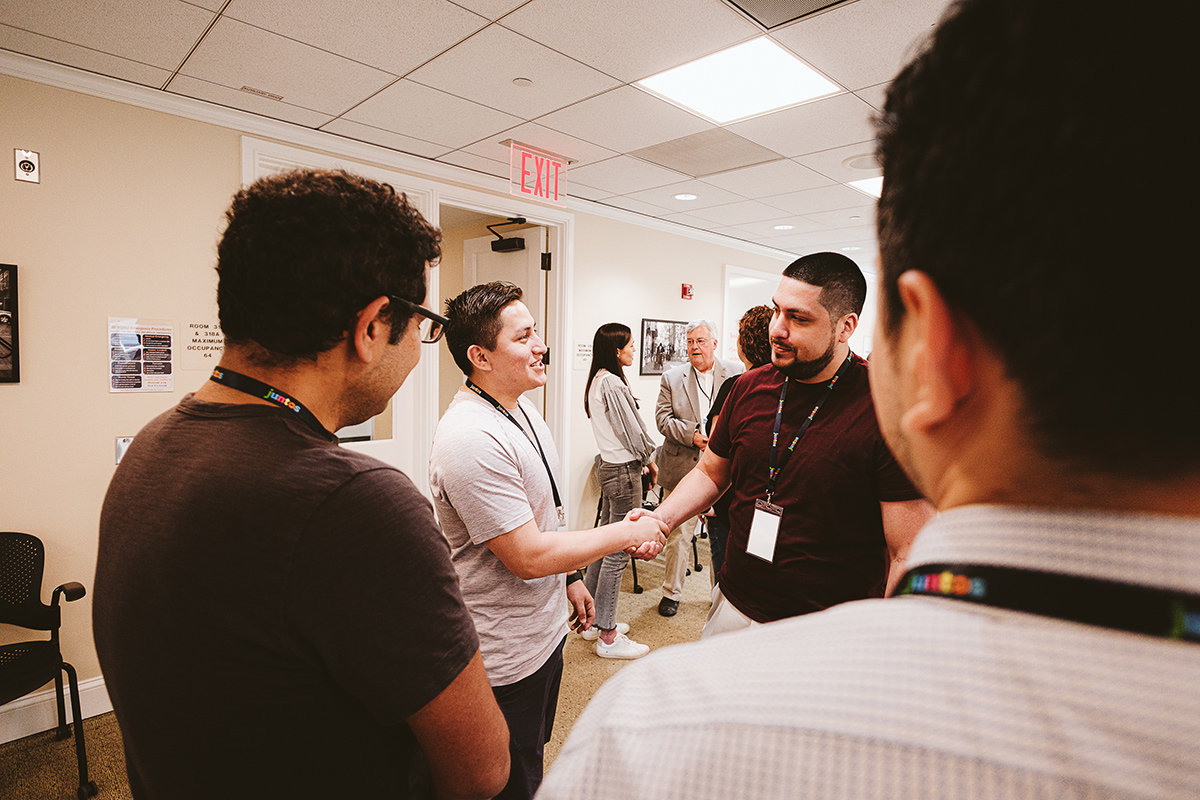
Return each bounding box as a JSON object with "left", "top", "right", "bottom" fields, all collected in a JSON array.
[{"left": 0, "top": 532, "right": 57, "bottom": 630}]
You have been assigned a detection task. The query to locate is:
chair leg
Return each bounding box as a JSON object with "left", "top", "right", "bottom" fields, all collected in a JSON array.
[
  {"left": 54, "top": 669, "right": 69, "bottom": 740},
  {"left": 61, "top": 661, "right": 98, "bottom": 798},
  {"left": 630, "top": 555, "right": 643, "bottom": 594},
  {"left": 692, "top": 527, "right": 703, "bottom": 572}
]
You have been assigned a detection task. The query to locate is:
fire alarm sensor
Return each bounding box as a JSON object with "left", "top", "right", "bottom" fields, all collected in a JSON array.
[{"left": 681, "top": 283, "right": 694, "bottom": 300}]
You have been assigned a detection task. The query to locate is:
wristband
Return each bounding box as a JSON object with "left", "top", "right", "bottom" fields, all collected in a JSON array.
[{"left": 565, "top": 570, "right": 584, "bottom": 586}]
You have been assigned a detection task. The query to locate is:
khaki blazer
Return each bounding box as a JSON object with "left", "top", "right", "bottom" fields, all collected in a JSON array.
[{"left": 654, "top": 358, "right": 743, "bottom": 491}]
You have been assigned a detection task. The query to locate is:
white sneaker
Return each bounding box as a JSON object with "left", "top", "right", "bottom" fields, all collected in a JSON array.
[
  {"left": 595, "top": 633, "right": 650, "bottom": 660},
  {"left": 581, "top": 621, "right": 629, "bottom": 641}
]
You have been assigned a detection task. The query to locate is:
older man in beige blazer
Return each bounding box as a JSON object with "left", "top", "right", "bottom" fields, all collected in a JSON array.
[{"left": 654, "top": 319, "right": 743, "bottom": 616}]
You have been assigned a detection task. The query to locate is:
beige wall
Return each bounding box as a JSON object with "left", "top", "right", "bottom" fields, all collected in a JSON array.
[{"left": 0, "top": 72, "right": 789, "bottom": 704}]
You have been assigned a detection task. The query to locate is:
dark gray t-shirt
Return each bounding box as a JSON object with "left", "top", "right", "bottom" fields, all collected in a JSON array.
[{"left": 94, "top": 395, "right": 478, "bottom": 800}]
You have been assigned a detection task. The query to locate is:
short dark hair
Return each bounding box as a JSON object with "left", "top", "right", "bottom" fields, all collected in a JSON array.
[
  {"left": 216, "top": 169, "right": 441, "bottom": 363},
  {"left": 781, "top": 252, "right": 866, "bottom": 320},
  {"left": 585, "top": 322, "right": 633, "bottom": 418},
  {"left": 875, "top": 0, "right": 1196, "bottom": 476},
  {"left": 737, "top": 305, "right": 773, "bottom": 369},
  {"left": 444, "top": 281, "right": 524, "bottom": 377}
]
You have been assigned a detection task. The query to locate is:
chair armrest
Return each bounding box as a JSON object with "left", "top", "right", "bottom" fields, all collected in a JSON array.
[{"left": 52, "top": 581, "right": 87, "bottom": 606}]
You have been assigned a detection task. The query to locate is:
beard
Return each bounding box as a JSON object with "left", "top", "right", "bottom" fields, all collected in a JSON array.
[{"left": 772, "top": 332, "right": 837, "bottom": 381}]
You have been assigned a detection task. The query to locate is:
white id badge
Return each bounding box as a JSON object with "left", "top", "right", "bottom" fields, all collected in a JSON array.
[{"left": 746, "top": 499, "right": 783, "bottom": 563}]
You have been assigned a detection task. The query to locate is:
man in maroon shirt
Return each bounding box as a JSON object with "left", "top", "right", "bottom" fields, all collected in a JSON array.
[{"left": 641, "top": 252, "right": 934, "bottom": 636}]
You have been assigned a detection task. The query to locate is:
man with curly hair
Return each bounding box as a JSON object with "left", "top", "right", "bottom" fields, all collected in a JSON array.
[{"left": 95, "top": 169, "right": 509, "bottom": 800}]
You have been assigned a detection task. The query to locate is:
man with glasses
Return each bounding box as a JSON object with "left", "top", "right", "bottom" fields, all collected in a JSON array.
[
  {"left": 654, "top": 319, "right": 743, "bottom": 616},
  {"left": 95, "top": 169, "right": 509, "bottom": 800},
  {"left": 430, "top": 281, "right": 667, "bottom": 800}
]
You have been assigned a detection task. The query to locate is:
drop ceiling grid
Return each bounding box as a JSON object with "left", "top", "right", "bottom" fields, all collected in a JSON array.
[
  {"left": 0, "top": 24, "right": 173, "bottom": 87},
  {"left": 343, "top": 79, "right": 523, "bottom": 150},
  {"left": 535, "top": 85, "right": 715, "bottom": 155},
  {"left": 220, "top": 0, "right": 490, "bottom": 77}
]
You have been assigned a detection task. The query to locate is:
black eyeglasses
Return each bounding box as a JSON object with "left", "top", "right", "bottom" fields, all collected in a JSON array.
[{"left": 389, "top": 296, "right": 449, "bottom": 344}]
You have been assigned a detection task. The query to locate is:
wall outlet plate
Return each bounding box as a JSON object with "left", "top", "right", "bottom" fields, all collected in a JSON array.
[
  {"left": 115, "top": 437, "right": 134, "bottom": 464},
  {"left": 15, "top": 149, "right": 39, "bottom": 183}
]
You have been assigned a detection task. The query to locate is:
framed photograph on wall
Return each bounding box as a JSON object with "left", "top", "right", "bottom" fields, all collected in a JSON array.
[
  {"left": 0, "top": 264, "right": 18, "bottom": 383},
  {"left": 640, "top": 318, "right": 689, "bottom": 376}
]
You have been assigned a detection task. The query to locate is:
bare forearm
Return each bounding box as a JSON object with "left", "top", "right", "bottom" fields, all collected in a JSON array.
[
  {"left": 656, "top": 466, "right": 723, "bottom": 531},
  {"left": 493, "top": 519, "right": 658, "bottom": 580}
]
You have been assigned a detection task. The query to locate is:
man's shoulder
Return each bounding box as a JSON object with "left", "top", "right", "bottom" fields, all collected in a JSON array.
[
  {"left": 661, "top": 363, "right": 690, "bottom": 384},
  {"left": 718, "top": 358, "right": 744, "bottom": 377}
]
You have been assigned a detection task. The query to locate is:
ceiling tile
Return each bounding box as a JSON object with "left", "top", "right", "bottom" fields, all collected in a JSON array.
[
  {"left": 538, "top": 86, "right": 713, "bottom": 154},
  {"left": 0, "top": 0, "right": 213, "bottom": 69},
  {"left": 804, "top": 205, "right": 876, "bottom": 230},
  {"left": 451, "top": 0, "right": 527, "bottom": 20},
  {"left": 177, "top": 18, "right": 395, "bottom": 115},
  {"left": 773, "top": 0, "right": 953, "bottom": 91},
  {"left": 343, "top": 79, "right": 522, "bottom": 150},
  {"left": 501, "top": 0, "right": 761, "bottom": 82},
  {"left": 623, "top": 180, "right": 745, "bottom": 212},
  {"left": 688, "top": 199, "right": 791, "bottom": 227},
  {"left": 730, "top": 216, "right": 828, "bottom": 238},
  {"left": 763, "top": 183, "right": 870, "bottom": 216},
  {"left": 408, "top": 25, "right": 619, "bottom": 119},
  {"left": 601, "top": 196, "right": 676, "bottom": 218},
  {"left": 854, "top": 81, "right": 889, "bottom": 111},
  {"left": 460, "top": 122, "right": 617, "bottom": 168},
  {"left": 223, "top": 0, "right": 487, "bottom": 76},
  {"left": 568, "top": 155, "right": 689, "bottom": 196},
  {"left": 728, "top": 92, "right": 877, "bottom": 158},
  {"left": 774, "top": 223, "right": 878, "bottom": 250},
  {"left": 564, "top": 181, "right": 612, "bottom": 202},
  {"left": 167, "top": 75, "right": 334, "bottom": 127},
  {"left": 320, "top": 118, "right": 453, "bottom": 159},
  {"left": 435, "top": 150, "right": 511, "bottom": 180},
  {"left": 183, "top": 0, "right": 225, "bottom": 10},
  {"left": 794, "top": 139, "right": 880, "bottom": 184},
  {"left": 661, "top": 211, "right": 721, "bottom": 231},
  {"left": 631, "top": 129, "right": 783, "bottom": 179},
  {"left": 0, "top": 24, "right": 172, "bottom": 87},
  {"left": 701, "top": 158, "right": 833, "bottom": 198}
]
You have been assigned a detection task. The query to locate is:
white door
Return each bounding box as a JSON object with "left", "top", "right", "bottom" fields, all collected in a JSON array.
[{"left": 464, "top": 227, "right": 549, "bottom": 412}]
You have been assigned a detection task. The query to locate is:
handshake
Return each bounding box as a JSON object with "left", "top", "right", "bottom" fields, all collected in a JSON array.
[{"left": 621, "top": 507, "right": 670, "bottom": 560}]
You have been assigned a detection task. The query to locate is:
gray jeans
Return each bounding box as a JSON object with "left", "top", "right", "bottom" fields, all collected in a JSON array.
[{"left": 584, "top": 459, "right": 641, "bottom": 631}]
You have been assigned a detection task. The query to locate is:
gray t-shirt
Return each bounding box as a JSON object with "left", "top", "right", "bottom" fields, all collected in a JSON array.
[{"left": 429, "top": 389, "right": 568, "bottom": 686}]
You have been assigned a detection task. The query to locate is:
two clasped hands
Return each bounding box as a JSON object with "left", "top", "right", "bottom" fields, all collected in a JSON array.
[{"left": 620, "top": 507, "right": 670, "bottom": 561}]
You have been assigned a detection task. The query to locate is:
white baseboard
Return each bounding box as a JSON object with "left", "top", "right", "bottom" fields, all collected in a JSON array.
[{"left": 0, "top": 676, "right": 112, "bottom": 745}]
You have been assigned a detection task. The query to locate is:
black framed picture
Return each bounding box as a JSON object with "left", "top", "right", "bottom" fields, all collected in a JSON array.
[
  {"left": 639, "top": 318, "right": 689, "bottom": 376},
  {"left": 0, "top": 264, "right": 18, "bottom": 383}
]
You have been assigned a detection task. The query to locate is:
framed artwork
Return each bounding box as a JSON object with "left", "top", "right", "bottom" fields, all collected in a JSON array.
[
  {"left": 0, "top": 264, "right": 18, "bottom": 383},
  {"left": 639, "top": 318, "right": 689, "bottom": 376}
]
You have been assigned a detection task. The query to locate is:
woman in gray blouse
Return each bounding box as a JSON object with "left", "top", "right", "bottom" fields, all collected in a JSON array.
[{"left": 583, "top": 323, "right": 659, "bottom": 659}]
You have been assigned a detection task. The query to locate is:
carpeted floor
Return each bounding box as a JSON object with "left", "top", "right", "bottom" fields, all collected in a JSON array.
[{"left": 0, "top": 536, "right": 713, "bottom": 798}]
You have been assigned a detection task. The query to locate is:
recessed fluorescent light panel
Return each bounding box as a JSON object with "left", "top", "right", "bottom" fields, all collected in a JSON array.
[
  {"left": 637, "top": 38, "right": 840, "bottom": 124},
  {"left": 848, "top": 176, "right": 883, "bottom": 198}
]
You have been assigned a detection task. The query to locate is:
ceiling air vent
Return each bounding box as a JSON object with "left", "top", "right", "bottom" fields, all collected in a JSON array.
[{"left": 725, "top": 0, "right": 854, "bottom": 30}]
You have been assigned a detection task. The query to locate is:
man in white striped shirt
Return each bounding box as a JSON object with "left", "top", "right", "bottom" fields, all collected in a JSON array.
[{"left": 538, "top": 1, "right": 1199, "bottom": 798}]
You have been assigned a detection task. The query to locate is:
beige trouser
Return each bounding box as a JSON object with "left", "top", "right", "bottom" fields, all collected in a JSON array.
[
  {"left": 701, "top": 584, "right": 761, "bottom": 639},
  {"left": 660, "top": 498, "right": 700, "bottom": 601}
]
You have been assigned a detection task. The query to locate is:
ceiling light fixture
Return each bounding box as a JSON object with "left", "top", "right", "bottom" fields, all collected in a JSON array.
[
  {"left": 512, "top": 77, "right": 534, "bottom": 87},
  {"left": 673, "top": 193, "right": 698, "bottom": 200},
  {"left": 848, "top": 177, "right": 883, "bottom": 198},
  {"left": 636, "top": 37, "right": 841, "bottom": 124},
  {"left": 773, "top": 224, "right": 794, "bottom": 230}
]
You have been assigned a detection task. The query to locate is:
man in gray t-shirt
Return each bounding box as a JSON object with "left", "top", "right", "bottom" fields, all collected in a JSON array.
[{"left": 430, "top": 281, "right": 666, "bottom": 800}]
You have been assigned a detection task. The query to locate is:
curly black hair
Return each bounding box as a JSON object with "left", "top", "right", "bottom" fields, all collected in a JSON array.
[{"left": 216, "top": 169, "right": 441, "bottom": 362}]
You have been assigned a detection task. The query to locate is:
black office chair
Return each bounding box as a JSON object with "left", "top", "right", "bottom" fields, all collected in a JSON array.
[{"left": 0, "top": 532, "right": 98, "bottom": 799}]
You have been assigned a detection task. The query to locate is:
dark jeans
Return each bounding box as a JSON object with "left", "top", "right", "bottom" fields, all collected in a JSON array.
[
  {"left": 491, "top": 636, "right": 566, "bottom": 800},
  {"left": 707, "top": 514, "right": 729, "bottom": 578}
]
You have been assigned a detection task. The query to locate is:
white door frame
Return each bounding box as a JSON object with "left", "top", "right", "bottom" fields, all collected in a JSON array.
[{"left": 241, "top": 137, "right": 575, "bottom": 501}]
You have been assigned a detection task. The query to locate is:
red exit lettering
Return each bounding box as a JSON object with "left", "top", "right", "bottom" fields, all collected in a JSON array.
[{"left": 510, "top": 143, "right": 569, "bottom": 207}]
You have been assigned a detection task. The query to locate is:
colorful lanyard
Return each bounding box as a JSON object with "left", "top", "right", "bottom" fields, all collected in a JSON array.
[
  {"left": 209, "top": 367, "right": 331, "bottom": 437},
  {"left": 465, "top": 380, "right": 563, "bottom": 515},
  {"left": 898, "top": 563, "right": 1200, "bottom": 643},
  {"left": 765, "top": 353, "right": 853, "bottom": 501}
]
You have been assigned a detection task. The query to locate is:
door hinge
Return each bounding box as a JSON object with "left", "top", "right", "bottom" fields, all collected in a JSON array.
[{"left": 541, "top": 252, "right": 552, "bottom": 271}]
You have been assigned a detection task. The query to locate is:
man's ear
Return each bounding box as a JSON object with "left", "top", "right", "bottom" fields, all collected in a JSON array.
[
  {"left": 896, "top": 271, "right": 973, "bottom": 435},
  {"left": 466, "top": 343, "right": 491, "bottom": 374},
  {"left": 836, "top": 312, "right": 859, "bottom": 343},
  {"left": 352, "top": 296, "right": 393, "bottom": 363}
]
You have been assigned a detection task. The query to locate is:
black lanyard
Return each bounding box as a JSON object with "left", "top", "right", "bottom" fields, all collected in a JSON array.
[
  {"left": 898, "top": 563, "right": 1200, "bottom": 643},
  {"left": 465, "top": 380, "right": 563, "bottom": 514},
  {"left": 766, "top": 353, "right": 853, "bottom": 500},
  {"left": 209, "top": 367, "right": 331, "bottom": 437}
]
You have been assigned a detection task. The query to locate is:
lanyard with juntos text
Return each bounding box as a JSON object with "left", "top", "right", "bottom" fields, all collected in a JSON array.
[
  {"left": 209, "top": 367, "right": 332, "bottom": 437},
  {"left": 465, "top": 380, "right": 565, "bottom": 528},
  {"left": 898, "top": 563, "right": 1200, "bottom": 643},
  {"left": 746, "top": 354, "right": 852, "bottom": 562}
]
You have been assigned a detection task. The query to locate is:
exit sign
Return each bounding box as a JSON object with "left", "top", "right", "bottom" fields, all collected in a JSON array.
[{"left": 509, "top": 142, "right": 569, "bottom": 207}]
